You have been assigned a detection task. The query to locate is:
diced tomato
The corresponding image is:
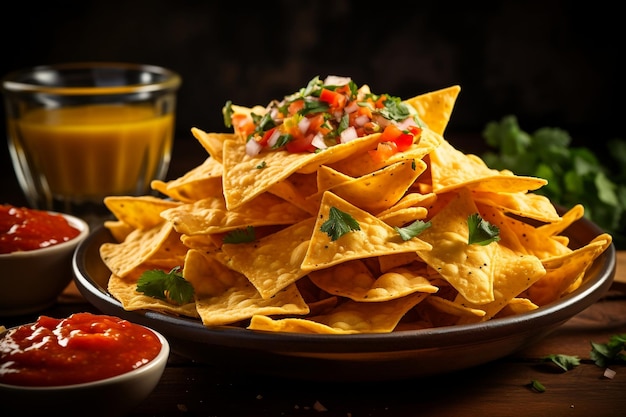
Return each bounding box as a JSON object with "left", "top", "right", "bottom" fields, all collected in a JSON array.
[
  {"left": 368, "top": 141, "right": 398, "bottom": 163},
  {"left": 307, "top": 114, "right": 331, "bottom": 136},
  {"left": 288, "top": 99, "right": 305, "bottom": 115},
  {"left": 380, "top": 124, "right": 415, "bottom": 151},
  {"left": 286, "top": 133, "right": 316, "bottom": 153},
  {"left": 319, "top": 88, "right": 347, "bottom": 110},
  {"left": 232, "top": 114, "right": 255, "bottom": 137},
  {"left": 257, "top": 127, "right": 276, "bottom": 146}
]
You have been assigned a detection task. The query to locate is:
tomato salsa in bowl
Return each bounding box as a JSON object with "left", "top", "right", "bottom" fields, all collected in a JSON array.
[
  {"left": 0, "top": 205, "right": 89, "bottom": 316},
  {"left": 0, "top": 312, "right": 169, "bottom": 417}
]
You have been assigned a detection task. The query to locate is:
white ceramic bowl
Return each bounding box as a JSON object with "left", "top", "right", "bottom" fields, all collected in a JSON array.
[
  {"left": 0, "top": 211, "right": 89, "bottom": 316},
  {"left": 0, "top": 321, "right": 169, "bottom": 417}
]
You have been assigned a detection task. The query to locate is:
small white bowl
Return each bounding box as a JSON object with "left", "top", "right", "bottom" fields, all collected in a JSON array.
[
  {"left": 0, "top": 211, "right": 89, "bottom": 316},
  {"left": 0, "top": 321, "right": 169, "bottom": 417}
]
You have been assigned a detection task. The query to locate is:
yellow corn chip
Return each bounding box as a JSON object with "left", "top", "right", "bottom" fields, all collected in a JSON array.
[
  {"left": 301, "top": 191, "right": 432, "bottom": 272},
  {"left": 404, "top": 85, "right": 461, "bottom": 135},
  {"left": 217, "top": 218, "right": 316, "bottom": 299},
  {"left": 248, "top": 291, "right": 429, "bottom": 334},
  {"left": 415, "top": 188, "right": 497, "bottom": 304},
  {"left": 183, "top": 249, "right": 309, "bottom": 326}
]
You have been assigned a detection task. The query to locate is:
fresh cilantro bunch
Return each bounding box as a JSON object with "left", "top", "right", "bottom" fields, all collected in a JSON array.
[{"left": 481, "top": 115, "right": 626, "bottom": 249}]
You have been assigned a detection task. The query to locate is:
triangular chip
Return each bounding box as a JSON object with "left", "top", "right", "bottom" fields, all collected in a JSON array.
[
  {"left": 415, "top": 188, "right": 497, "bottom": 304},
  {"left": 314, "top": 159, "right": 426, "bottom": 214},
  {"left": 104, "top": 195, "right": 181, "bottom": 230},
  {"left": 528, "top": 234, "right": 612, "bottom": 306},
  {"left": 100, "top": 222, "right": 176, "bottom": 278},
  {"left": 151, "top": 156, "right": 223, "bottom": 202},
  {"left": 183, "top": 249, "right": 309, "bottom": 326},
  {"left": 248, "top": 291, "right": 429, "bottom": 334},
  {"left": 301, "top": 191, "right": 431, "bottom": 271},
  {"left": 217, "top": 218, "right": 316, "bottom": 299},
  {"left": 222, "top": 133, "right": 384, "bottom": 210},
  {"left": 404, "top": 85, "right": 461, "bottom": 135},
  {"left": 160, "top": 192, "right": 310, "bottom": 235},
  {"left": 308, "top": 260, "right": 438, "bottom": 302},
  {"left": 430, "top": 140, "right": 547, "bottom": 193},
  {"left": 455, "top": 244, "right": 545, "bottom": 322}
]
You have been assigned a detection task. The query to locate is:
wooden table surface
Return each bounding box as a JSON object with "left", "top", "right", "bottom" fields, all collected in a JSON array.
[{"left": 2, "top": 137, "right": 626, "bottom": 417}]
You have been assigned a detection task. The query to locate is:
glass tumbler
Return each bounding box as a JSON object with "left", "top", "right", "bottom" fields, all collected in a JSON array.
[{"left": 2, "top": 62, "right": 181, "bottom": 225}]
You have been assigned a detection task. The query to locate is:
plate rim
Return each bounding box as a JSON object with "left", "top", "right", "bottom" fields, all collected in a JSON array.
[{"left": 72, "top": 215, "right": 616, "bottom": 354}]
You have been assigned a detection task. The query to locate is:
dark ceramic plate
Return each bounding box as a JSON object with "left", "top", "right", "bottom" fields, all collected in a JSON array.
[{"left": 72, "top": 217, "right": 616, "bottom": 381}]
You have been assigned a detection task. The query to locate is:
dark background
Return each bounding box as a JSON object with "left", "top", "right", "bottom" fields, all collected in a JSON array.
[{"left": 1, "top": 0, "right": 623, "bottom": 202}]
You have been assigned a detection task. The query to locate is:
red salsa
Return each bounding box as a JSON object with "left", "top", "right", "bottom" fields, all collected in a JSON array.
[
  {"left": 0, "top": 204, "right": 81, "bottom": 254},
  {"left": 0, "top": 312, "right": 162, "bottom": 386}
]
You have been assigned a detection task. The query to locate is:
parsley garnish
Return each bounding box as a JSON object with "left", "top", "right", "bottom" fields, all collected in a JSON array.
[
  {"left": 590, "top": 334, "right": 626, "bottom": 367},
  {"left": 136, "top": 266, "right": 194, "bottom": 305},
  {"left": 222, "top": 100, "right": 234, "bottom": 128},
  {"left": 256, "top": 161, "right": 267, "bottom": 169},
  {"left": 541, "top": 354, "right": 581, "bottom": 371},
  {"left": 320, "top": 207, "right": 360, "bottom": 241},
  {"left": 223, "top": 226, "right": 256, "bottom": 244},
  {"left": 467, "top": 213, "right": 500, "bottom": 245},
  {"left": 394, "top": 220, "right": 431, "bottom": 241}
]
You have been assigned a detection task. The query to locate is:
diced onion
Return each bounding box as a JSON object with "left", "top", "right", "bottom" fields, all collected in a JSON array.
[
  {"left": 298, "top": 117, "right": 310, "bottom": 134},
  {"left": 354, "top": 115, "right": 369, "bottom": 126},
  {"left": 396, "top": 117, "right": 418, "bottom": 130},
  {"left": 245, "top": 139, "right": 262, "bottom": 156},
  {"left": 267, "top": 129, "right": 281, "bottom": 147},
  {"left": 323, "top": 75, "right": 351, "bottom": 86},
  {"left": 344, "top": 101, "right": 359, "bottom": 114},
  {"left": 604, "top": 368, "right": 617, "bottom": 379},
  {"left": 311, "top": 133, "right": 327, "bottom": 149},
  {"left": 340, "top": 126, "right": 358, "bottom": 143}
]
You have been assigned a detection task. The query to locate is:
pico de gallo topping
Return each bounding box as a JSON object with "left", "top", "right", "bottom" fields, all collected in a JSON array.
[{"left": 222, "top": 75, "right": 425, "bottom": 160}]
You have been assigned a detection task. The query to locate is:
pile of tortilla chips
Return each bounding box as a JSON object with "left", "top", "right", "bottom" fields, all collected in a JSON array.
[{"left": 100, "top": 84, "right": 612, "bottom": 334}]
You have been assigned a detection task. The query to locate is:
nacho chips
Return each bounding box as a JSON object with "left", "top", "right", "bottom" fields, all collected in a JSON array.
[{"left": 99, "top": 76, "right": 612, "bottom": 334}]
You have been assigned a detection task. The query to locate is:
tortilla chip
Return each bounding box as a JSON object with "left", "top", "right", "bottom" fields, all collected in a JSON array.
[
  {"left": 160, "top": 192, "right": 310, "bottom": 235},
  {"left": 183, "top": 249, "right": 309, "bottom": 326},
  {"left": 430, "top": 140, "right": 547, "bottom": 193},
  {"left": 308, "top": 260, "right": 438, "bottom": 302},
  {"left": 248, "top": 291, "right": 429, "bottom": 334},
  {"left": 301, "top": 191, "right": 432, "bottom": 272},
  {"left": 104, "top": 195, "right": 181, "bottom": 230},
  {"left": 151, "top": 157, "right": 223, "bottom": 202},
  {"left": 415, "top": 188, "right": 497, "bottom": 304},
  {"left": 217, "top": 218, "right": 316, "bottom": 299},
  {"left": 221, "top": 133, "right": 384, "bottom": 210},
  {"left": 404, "top": 85, "right": 461, "bottom": 135}
]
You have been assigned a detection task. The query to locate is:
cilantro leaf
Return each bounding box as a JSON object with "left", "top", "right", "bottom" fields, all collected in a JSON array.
[
  {"left": 467, "top": 213, "right": 500, "bottom": 245},
  {"left": 394, "top": 220, "right": 431, "bottom": 241},
  {"left": 136, "top": 266, "right": 194, "bottom": 305},
  {"left": 590, "top": 334, "right": 626, "bottom": 368},
  {"left": 223, "top": 226, "right": 256, "bottom": 244},
  {"left": 320, "top": 207, "right": 360, "bottom": 241},
  {"left": 222, "top": 100, "right": 233, "bottom": 128},
  {"left": 541, "top": 354, "right": 580, "bottom": 371},
  {"left": 529, "top": 379, "right": 546, "bottom": 393}
]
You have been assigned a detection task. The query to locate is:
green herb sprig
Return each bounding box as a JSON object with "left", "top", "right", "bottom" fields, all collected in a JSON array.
[
  {"left": 481, "top": 115, "right": 626, "bottom": 249},
  {"left": 467, "top": 213, "right": 500, "bottom": 245},
  {"left": 320, "top": 207, "right": 360, "bottom": 241},
  {"left": 136, "top": 266, "right": 194, "bottom": 305}
]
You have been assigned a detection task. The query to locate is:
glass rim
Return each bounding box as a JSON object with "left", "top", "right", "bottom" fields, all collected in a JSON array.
[{"left": 1, "top": 62, "right": 182, "bottom": 95}]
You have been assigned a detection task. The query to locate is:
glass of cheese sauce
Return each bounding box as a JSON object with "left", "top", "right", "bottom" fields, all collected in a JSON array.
[{"left": 1, "top": 62, "right": 181, "bottom": 226}]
